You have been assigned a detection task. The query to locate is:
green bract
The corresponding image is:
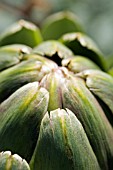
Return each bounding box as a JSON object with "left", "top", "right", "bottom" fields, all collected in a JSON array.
[
  {"left": 0, "top": 151, "right": 30, "bottom": 170},
  {"left": 0, "top": 20, "right": 43, "bottom": 48},
  {"left": 30, "top": 108, "right": 100, "bottom": 170},
  {"left": 60, "top": 32, "right": 107, "bottom": 70},
  {"left": 33, "top": 40, "right": 74, "bottom": 65},
  {"left": 62, "top": 55, "right": 101, "bottom": 73},
  {"left": 0, "top": 82, "right": 49, "bottom": 162},
  {"left": 41, "top": 11, "right": 84, "bottom": 40},
  {"left": 0, "top": 44, "right": 32, "bottom": 71}
]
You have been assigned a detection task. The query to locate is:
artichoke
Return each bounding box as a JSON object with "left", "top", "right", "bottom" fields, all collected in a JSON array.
[{"left": 0, "top": 17, "right": 113, "bottom": 170}]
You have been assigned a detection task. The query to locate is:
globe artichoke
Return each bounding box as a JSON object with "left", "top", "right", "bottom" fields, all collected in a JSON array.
[{"left": 0, "top": 16, "right": 113, "bottom": 170}]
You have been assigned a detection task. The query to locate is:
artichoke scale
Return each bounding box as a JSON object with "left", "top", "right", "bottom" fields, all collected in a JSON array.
[
  {"left": 0, "top": 44, "right": 32, "bottom": 71},
  {"left": 0, "top": 82, "right": 49, "bottom": 162},
  {"left": 78, "top": 69, "right": 113, "bottom": 125},
  {"left": 0, "top": 20, "right": 43, "bottom": 48},
  {"left": 0, "top": 151, "right": 30, "bottom": 170},
  {"left": 30, "top": 108, "right": 100, "bottom": 170},
  {"left": 33, "top": 40, "right": 74, "bottom": 66},
  {"left": 41, "top": 11, "right": 84, "bottom": 40},
  {"left": 62, "top": 55, "right": 101, "bottom": 73},
  {"left": 60, "top": 32, "right": 107, "bottom": 71}
]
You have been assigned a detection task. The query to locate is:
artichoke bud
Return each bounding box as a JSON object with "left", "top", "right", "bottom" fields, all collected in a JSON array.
[
  {"left": 0, "top": 151, "right": 30, "bottom": 170},
  {"left": 40, "top": 67, "right": 113, "bottom": 169},
  {"left": 30, "top": 108, "right": 100, "bottom": 170},
  {"left": 40, "top": 67, "right": 69, "bottom": 111},
  {"left": 0, "top": 82, "right": 49, "bottom": 162}
]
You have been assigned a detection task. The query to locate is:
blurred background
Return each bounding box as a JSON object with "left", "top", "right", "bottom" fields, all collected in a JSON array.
[{"left": 0, "top": 0, "right": 113, "bottom": 56}]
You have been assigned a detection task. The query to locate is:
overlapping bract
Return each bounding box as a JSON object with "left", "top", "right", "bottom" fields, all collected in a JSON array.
[
  {"left": 30, "top": 109, "right": 100, "bottom": 170},
  {"left": 0, "top": 16, "right": 113, "bottom": 170},
  {"left": 0, "top": 151, "right": 30, "bottom": 170},
  {"left": 0, "top": 82, "right": 49, "bottom": 162}
]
